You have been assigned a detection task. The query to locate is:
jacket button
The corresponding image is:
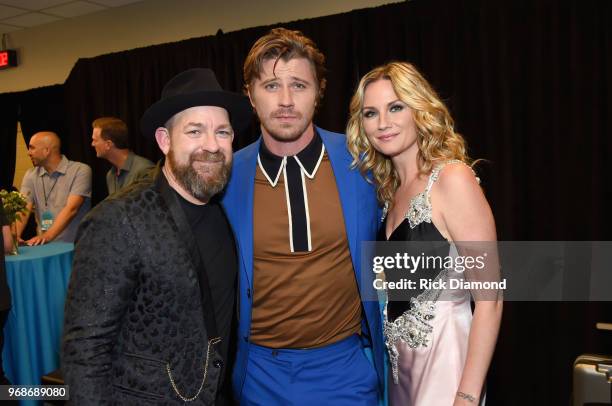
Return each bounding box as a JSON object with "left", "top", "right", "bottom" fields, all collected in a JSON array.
[
  {"left": 213, "top": 360, "right": 224, "bottom": 369},
  {"left": 247, "top": 288, "right": 251, "bottom": 298}
]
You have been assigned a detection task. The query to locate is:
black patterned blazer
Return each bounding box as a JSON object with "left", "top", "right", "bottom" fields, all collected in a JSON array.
[{"left": 62, "top": 168, "right": 225, "bottom": 405}]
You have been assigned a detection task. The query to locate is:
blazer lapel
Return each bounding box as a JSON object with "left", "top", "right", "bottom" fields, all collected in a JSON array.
[
  {"left": 319, "top": 129, "right": 361, "bottom": 287},
  {"left": 232, "top": 139, "right": 260, "bottom": 292},
  {"left": 155, "top": 169, "right": 218, "bottom": 336}
]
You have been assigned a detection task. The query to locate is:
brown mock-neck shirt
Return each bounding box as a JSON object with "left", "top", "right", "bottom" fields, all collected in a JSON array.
[{"left": 250, "top": 133, "right": 362, "bottom": 349}]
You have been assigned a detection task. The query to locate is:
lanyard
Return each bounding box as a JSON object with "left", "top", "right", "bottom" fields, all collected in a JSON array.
[{"left": 41, "top": 175, "right": 59, "bottom": 209}]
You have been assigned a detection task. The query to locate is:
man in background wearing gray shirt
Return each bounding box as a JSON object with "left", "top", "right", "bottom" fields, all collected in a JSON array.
[
  {"left": 91, "top": 117, "right": 154, "bottom": 195},
  {"left": 16, "top": 131, "right": 91, "bottom": 244}
]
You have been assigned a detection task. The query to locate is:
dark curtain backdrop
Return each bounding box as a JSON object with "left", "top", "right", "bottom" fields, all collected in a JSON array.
[
  {"left": 0, "top": 85, "right": 64, "bottom": 190},
  {"left": 0, "top": 93, "right": 18, "bottom": 190},
  {"left": 18, "top": 85, "right": 66, "bottom": 145},
  {"left": 59, "top": 0, "right": 612, "bottom": 241},
  {"left": 2, "top": 0, "right": 611, "bottom": 404}
]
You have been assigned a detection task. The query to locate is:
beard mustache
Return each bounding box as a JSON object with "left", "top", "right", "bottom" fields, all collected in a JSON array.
[
  {"left": 168, "top": 149, "right": 231, "bottom": 202},
  {"left": 271, "top": 108, "right": 303, "bottom": 120},
  {"left": 261, "top": 107, "right": 314, "bottom": 143}
]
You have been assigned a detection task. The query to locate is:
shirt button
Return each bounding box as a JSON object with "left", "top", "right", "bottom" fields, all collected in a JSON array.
[
  {"left": 213, "top": 360, "right": 224, "bottom": 369},
  {"left": 243, "top": 336, "right": 249, "bottom": 342},
  {"left": 247, "top": 288, "right": 251, "bottom": 299}
]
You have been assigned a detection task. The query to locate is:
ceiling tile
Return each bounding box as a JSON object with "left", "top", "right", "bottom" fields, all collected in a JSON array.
[
  {"left": 0, "top": 22, "right": 21, "bottom": 33},
  {"left": 44, "top": 1, "right": 106, "bottom": 18},
  {"left": 88, "top": 0, "right": 144, "bottom": 7},
  {"left": 0, "top": 1, "right": 73, "bottom": 11},
  {"left": 2, "top": 12, "right": 61, "bottom": 27},
  {"left": 0, "top": 4, "right": 26, "bottom": 19}
]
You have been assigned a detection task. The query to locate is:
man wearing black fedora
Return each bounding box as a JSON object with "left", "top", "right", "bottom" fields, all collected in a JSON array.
[{"left": 62, "top": 68, "right": 251, "bottom": 405}]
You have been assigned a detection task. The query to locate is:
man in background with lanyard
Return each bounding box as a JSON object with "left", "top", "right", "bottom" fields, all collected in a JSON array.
[{"left": 16, "top": 131, "right": 92, "bottom": 244}]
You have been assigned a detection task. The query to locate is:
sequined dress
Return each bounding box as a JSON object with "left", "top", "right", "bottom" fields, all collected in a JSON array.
[{"left": 380, "top": 161, "right": 480, "bottom": 406}]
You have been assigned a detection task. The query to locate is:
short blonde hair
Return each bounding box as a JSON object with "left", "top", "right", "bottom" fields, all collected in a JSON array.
[{"left": 346, "top": 61, "right": 472, "bottom": 206}]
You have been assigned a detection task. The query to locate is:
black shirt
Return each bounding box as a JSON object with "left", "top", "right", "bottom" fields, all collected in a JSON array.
[{"left": 174, "top": 191, "right": 237, "bottom": 403}]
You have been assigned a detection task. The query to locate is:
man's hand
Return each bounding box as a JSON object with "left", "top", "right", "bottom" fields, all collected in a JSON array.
[
  {"left": 26, "top": 234, "right": 47, "bottom": 246},
  {"left": 42, "top": 194, "right": 85, "bottom": 242}
]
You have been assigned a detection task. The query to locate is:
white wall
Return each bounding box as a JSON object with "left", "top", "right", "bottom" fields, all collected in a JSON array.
[{"left": 0, "top": 0, "right": 396, "bottom": 93}]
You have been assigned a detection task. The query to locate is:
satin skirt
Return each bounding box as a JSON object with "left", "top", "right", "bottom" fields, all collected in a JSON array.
[{"left": 388, "top": 297, "right": 478, "bottom": 406}]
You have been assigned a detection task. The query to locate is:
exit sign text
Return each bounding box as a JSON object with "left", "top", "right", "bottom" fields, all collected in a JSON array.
[{"left": 0, "top": 50, "right": 17, "bottom": 69}]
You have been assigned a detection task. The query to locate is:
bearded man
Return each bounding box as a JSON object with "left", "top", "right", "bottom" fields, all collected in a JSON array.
[{"left": 62, "top": 68, "right": 251, "bottom": 405}]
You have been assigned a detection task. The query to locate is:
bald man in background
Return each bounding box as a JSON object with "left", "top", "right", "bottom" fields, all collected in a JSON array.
[{"left": 16, "top": 131, "right": 92, "bottom": 245}]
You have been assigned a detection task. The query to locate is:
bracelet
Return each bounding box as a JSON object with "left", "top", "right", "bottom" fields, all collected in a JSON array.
[{"left": 456, "top": 391, "right": 477, "bottom": 403}]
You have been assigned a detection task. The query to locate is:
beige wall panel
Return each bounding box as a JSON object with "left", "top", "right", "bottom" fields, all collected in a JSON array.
[{"left": 0, "top": 0, "right": 396, "bottom": 93}]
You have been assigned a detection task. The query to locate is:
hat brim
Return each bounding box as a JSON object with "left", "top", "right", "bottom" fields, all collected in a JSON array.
[{"left": 141, "top": 90, "right": 252, "bottom": 138}]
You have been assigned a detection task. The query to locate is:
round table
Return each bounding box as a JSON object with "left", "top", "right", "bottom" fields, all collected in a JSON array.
[{"left": 2, "top": 242, "right": 74, "bottom": 391}]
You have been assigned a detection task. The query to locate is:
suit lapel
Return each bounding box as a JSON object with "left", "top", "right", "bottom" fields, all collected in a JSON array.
[
  {"left": 155, "top": 170, "right": 218, "bottom": 336},
  {"left": 233, "top": 140, "right": 260, "bottom": 291},
  {"left": 319, "top": 129, "right": 361, "bottom": 287}
]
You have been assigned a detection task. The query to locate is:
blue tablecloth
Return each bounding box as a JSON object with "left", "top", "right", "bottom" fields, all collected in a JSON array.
[{"left": 2, "top": 242, "right": 74, "bottom": 390}]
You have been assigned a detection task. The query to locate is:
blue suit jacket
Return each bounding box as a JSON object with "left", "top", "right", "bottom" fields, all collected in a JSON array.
[{"left": 222, "top": 127, "right": 384, "bottom": 398}]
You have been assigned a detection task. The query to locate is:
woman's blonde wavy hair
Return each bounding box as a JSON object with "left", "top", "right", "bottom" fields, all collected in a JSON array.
[{"left": 346, "top": 61, "right": 472, "bottom": 206}]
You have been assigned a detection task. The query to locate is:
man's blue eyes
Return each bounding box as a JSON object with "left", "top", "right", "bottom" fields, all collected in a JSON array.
[
  {"left": 264, "top": 83, "right": 307, "bottom": 90},
  {"left": 186, "top": 130, "right": 232, "bottom": 136}
]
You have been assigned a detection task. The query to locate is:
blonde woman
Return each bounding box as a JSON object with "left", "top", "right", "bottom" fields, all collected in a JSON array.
[{"left": 347, "top": 62, "right": 502, "bottom": 405}]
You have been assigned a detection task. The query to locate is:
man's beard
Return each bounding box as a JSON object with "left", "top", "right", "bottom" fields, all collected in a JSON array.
[{"left": 168, "top": 149, "right": 231, "bottom": 202}]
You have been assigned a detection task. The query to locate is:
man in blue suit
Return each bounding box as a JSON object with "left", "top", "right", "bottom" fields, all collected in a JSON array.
[{"left": 223, "top": 28, "right": 384, "bottom": 405}]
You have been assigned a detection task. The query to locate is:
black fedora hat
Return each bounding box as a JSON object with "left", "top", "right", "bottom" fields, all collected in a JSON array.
[{"left": 141, "top": 68, "right": 252, "bottom": 137}]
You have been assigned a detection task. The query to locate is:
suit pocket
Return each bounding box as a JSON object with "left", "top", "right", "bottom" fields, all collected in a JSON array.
[{"left": 112, "top": 352, "right": 168, "bottom": 400}]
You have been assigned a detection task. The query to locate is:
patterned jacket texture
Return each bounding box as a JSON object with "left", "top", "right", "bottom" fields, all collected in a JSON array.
[{"left": 62, "top": 169, "right": 224, "bottom": 405}]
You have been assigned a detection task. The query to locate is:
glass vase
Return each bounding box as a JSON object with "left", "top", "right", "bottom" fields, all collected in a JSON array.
[{"left": 8, "top": 221, "right": 19, "bottom": 255}]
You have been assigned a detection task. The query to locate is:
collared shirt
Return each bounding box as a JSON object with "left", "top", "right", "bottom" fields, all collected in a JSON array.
[
  {"left": 257, "top": 132, "right": 325, "bottom": 252},
  {"left": 251, "top": 132, "right": 362, "bottom": 348},
  {"left": 21, "top": 155, "right": 92, "bottom": 242},
  {"left": 105, "top": 151, "right": 155, "bottom": 195}
]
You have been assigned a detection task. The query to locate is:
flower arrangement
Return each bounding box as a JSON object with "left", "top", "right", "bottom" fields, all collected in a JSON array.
[{"left": 0, "top": 189, "right": 29, "bottom": 255}]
